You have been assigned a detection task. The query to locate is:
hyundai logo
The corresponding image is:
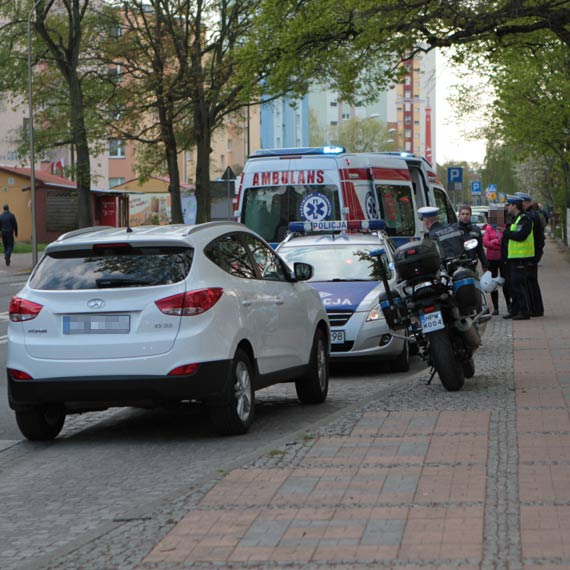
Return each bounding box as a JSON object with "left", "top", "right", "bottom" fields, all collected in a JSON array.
[{"left": 87, "top": 299, "right": 105, "bottom": 309}]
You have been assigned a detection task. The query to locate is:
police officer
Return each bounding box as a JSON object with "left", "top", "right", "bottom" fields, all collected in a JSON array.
[
  {"left": 455, "top": 205, "right": 489, "bottom": 273},
  {"left": 418, "top": 206, "right": 465, "bottom": 260},
  {"left": 0, "top": 204, "right": 18, "bottom": 266},
  {"left": 503, "top": 195, "right": 534, "bottom": 320},
  {"left": 516, "top": 192, "right": 544, "bottom": 317}
]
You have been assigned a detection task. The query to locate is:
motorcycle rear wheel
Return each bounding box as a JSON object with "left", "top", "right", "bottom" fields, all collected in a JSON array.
[{"left": 428, "top": 330, "right": 465, "bottom": 391}]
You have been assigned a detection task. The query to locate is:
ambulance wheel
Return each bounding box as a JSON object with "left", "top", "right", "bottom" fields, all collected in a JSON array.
[{"left": 428, "top": 330, "right": 465, "bottom": 391}]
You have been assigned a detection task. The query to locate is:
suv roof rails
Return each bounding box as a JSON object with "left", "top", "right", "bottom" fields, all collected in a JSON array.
[
  {"left": 56, "top": 226, "right": 115, "bottom": 241},
  {"left": 183, "top": 220, "right": 244, "bottom": 236}
]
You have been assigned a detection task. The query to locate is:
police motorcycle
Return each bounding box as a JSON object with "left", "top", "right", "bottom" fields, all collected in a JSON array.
[{"left": 376, "top": 238, "right": 493, "bottom": 391}]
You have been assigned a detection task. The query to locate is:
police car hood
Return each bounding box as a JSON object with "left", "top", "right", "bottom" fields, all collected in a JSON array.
[{"left": 309, "top": 281, "right": 383, "bottom": 311}]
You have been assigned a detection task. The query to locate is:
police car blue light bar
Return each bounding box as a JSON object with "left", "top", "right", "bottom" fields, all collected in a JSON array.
[
  {"left": 288, "top": 219, "right": 385, "bottom": 233},
  {"left": 251, "top": 146, "right": 347, "bottom": 158}
]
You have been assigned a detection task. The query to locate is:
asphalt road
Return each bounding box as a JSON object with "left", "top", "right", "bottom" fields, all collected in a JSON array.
[{"left": 0, "top": 279, "right": 422, "bottom": 570}]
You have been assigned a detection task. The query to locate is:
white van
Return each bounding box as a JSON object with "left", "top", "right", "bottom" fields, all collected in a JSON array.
[{"left": 235, "top": 147, "right": 456, "bottom": 247}]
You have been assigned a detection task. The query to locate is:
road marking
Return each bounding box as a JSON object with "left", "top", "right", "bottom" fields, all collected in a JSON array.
[
  {"left": 0, "top": 334, "right": 7, "bottom": 344},
  {"left": 0, "top": 311, "right": 9, "bottom": 321}
]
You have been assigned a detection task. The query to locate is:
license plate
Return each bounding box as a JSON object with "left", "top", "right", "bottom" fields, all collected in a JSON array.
[
  {"left": 331, "top": 330, "right": 345, "bottom": 344},
  {"left": 420, "top": 311, "right": 445, "bottom": 333},
  {"left": 63, "top": 315, "right": 130, "bottom": 335}
]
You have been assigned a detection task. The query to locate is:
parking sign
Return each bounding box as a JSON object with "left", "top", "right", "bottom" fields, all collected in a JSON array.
[
  {"left": 448, "top": 167, "right": 463, "bottom": 184},
  {"left": 471, "top": 181, "right": 482, "bottom": 196}
]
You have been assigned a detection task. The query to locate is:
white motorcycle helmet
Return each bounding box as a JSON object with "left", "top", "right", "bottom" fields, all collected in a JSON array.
[{"left": 480, "top": 270, "right": 505, "bottom": 293}]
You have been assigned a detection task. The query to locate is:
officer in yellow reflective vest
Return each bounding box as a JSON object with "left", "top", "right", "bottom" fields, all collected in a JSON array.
[{"left": 502, "top": 195, "right": 534, "bottom": 320}]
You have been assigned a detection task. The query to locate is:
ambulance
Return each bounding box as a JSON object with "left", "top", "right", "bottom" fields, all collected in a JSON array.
[{"left": 234, "top": 146, "right": 456, "bottom": 247}]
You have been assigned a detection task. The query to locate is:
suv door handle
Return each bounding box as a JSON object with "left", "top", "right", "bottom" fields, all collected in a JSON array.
[
  {"left": 242, "top": 299, "right": 252, "bottom": 307},
  {"left": 274, "top": 296, "right": 284, "bottom": 305}
]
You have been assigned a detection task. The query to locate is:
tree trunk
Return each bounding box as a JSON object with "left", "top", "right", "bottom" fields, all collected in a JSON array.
[
  {"left": 69, "top": 76, "right": 92, "bottom": 227},
  {"left": 195, "top": 131, "right": 212, "bottom": 224},
  {"left": 160, "top": 117, "right": 183, "bottom": 223}
]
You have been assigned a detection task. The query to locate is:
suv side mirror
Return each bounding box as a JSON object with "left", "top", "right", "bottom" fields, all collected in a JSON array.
[{"left": 294, "top": 262, "right": 313, "bottom": 281}]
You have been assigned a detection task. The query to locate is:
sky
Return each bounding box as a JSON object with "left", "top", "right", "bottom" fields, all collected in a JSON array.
[{"left": 434, "top": 50, "right": 487, "bottom": 165}]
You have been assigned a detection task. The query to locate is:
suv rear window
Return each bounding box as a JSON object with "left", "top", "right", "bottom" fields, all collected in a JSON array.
[{"left": 29, "top": 246, "right": 193, "bottom": 290}]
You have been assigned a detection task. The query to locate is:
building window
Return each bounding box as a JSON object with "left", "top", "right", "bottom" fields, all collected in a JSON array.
[
  {"left": 405, "top": 141, "right": 412, "bottom": 151},
  {"left": 110, "top": 25, "right": 123, "bottom": 38},
  {"left": 405, "top": 117, "right": 412, "bottom": 125},
  {"left": 109, "top": 177, "right": 125, "bottom": 188},
  {"left": 330, "top": 121, "right": 337, "bottom": 126},
  {"left": 227, "top": 139, "right": 232, "bottom": 150},
  {"left": 405, "top": 129, "right": 412, "bottom": 138},
  {"left": 330, "top": 101, "right": 337, "bottom": 107},
  {"left": 109, "top": 139, "right": 125, "bottom": 158}
]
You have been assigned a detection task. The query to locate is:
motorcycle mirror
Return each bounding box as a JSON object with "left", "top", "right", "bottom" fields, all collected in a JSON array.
[{"left": 464, "top": 238, "right": 478, "bottom": 251}]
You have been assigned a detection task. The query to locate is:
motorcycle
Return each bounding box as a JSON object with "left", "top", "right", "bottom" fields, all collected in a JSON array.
[{"left": 376, "top": 238, "right": 492, "bottom": 391}]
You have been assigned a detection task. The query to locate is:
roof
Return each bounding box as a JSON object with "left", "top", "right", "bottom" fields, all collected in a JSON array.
[
  {"left": 113, "top": 175, "right": 195, "bottom": 192},
  {"left": 0, "top": 165, "right": 76, "bottom": 190}
]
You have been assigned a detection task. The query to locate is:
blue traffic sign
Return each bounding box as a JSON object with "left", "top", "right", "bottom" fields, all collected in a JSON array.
[
  {"left": 471, "top": 181, "right": 482, "bottom": 195},
  {"left": 448, "top": 167, "right": 463, "bottom": 184}
]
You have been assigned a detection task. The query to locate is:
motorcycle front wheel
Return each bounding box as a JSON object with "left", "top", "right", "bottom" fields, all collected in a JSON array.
[{"left": 427, "top": 330, "right": 465, "bottom": 391}]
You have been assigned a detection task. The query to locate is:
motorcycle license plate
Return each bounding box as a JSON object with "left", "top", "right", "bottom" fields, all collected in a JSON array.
[
  {"left": 420, "top": 311, "right": 445, "bottom": 332},
  {"left": 331, "top": 330, "right": 345, "bottom": 344}
]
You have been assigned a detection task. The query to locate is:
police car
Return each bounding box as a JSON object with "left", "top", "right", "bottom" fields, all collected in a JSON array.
[{"left": 277, "top": 220, "right": 410, "bottom": 371}]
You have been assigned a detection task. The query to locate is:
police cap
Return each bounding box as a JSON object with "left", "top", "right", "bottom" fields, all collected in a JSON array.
[
  {"left": 515, "top": 192, "right": 533, "bottom": 202},
  {"left": 506, "top": 195, "right": 523, "bottom": 205},
  {"left": 418, "top": 206, "right": 439, "bottom": 219}
]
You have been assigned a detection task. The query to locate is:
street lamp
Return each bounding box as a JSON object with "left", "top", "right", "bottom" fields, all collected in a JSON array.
[{"left": 27, "top": 0, "right": 44, "bottom": 267}]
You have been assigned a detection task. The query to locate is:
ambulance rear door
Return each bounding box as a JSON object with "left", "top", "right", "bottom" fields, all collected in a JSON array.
[{"left": 367, "top": 154, "right": 419, "bottom": 246}]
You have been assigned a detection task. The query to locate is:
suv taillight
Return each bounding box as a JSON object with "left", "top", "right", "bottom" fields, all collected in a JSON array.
[
  {"left": 155, "top": 288, "right": 223, "bottom": 316},
  {"left": 9, "top": 297, "right": 43, "bottom": 322}
]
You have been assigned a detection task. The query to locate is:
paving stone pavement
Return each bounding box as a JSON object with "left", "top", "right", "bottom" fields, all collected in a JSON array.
[{"left": 9, "top": 240, "right": 570, "bottom": 570}]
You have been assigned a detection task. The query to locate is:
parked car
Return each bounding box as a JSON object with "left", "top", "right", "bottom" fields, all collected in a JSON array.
[
  {"left": 7, "top": 222, "right": 330, "bottom": 440},
  {"left": 276, "top": 221, "right": 410, "bottom": 371}
]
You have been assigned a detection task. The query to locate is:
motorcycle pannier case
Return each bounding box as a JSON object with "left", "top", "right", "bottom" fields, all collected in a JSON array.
[
  {"left": 394, "top": 240, "right": 441, "bottom": 281},
  {"left": 452, "top": 268, "right": 482, "bottom": 313},
  {"left": 379, "top": 292, "right": 407, "bottom": 330}
]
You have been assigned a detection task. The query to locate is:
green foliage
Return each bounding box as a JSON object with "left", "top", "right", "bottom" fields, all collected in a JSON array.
[{"left": 328, "top": 116, "right": 393, "bottom": 152}]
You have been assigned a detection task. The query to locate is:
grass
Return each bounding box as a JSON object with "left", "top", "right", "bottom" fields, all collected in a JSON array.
[{"left": 13, "top": 242, "right": 48, "bottom": 254}]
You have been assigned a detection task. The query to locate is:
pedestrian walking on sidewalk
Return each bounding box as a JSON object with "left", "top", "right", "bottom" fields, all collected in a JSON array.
[
  {"left": 516, "top": 192, "right": 545, "bottom": 317},
  {"left": 503, "top": 195, "right": 533, "bottom": 320},
  {"left": 0, "top": 203, "right": 18, "bottom": 266}
]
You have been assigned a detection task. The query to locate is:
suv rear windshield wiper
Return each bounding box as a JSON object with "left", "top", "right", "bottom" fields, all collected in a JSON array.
[{"left": 96, "top": 278, "right": 152, "bottom": 288}]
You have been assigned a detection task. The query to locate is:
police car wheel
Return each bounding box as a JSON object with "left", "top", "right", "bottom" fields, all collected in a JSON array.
[{"left": 390, "top": 336, "right": 410, "bottom": 373}]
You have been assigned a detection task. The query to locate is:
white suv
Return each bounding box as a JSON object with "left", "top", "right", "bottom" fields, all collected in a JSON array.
[{"left": 7, "top": 222, "right": 330, "bottom": 440}]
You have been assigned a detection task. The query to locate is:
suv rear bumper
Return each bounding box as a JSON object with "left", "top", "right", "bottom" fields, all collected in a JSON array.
[{"left": 7, "top": 360, "right": 232, "bottom": 410}]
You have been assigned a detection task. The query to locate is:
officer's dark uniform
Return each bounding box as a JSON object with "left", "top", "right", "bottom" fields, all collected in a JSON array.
[
  {"left": 503, "top": 201, "right": 533, "bottom": 320},
  {"left": 517, "top": 194, "right": 544, "bottom": 316},
  {"left": 427, "top": 221, "right": 465, "bottom": 261},
  {"left": 454, "top": 219, "right": 488, "bottom": 272},
  {"left": 0, "top": 205, "right": 18, "bottom": 266}
]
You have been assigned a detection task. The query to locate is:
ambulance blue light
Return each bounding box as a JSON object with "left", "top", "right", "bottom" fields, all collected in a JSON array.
[
  {"left": 251, "top": 146, "right": 346, "bottom": 158},
  {"left": 322, "top": 145, "right": 345, "bottom": 154}
]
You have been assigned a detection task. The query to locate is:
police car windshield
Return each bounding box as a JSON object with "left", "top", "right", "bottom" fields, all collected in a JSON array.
[{"left": 279, "top": 244, "right": 388, "bottom": 282}]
